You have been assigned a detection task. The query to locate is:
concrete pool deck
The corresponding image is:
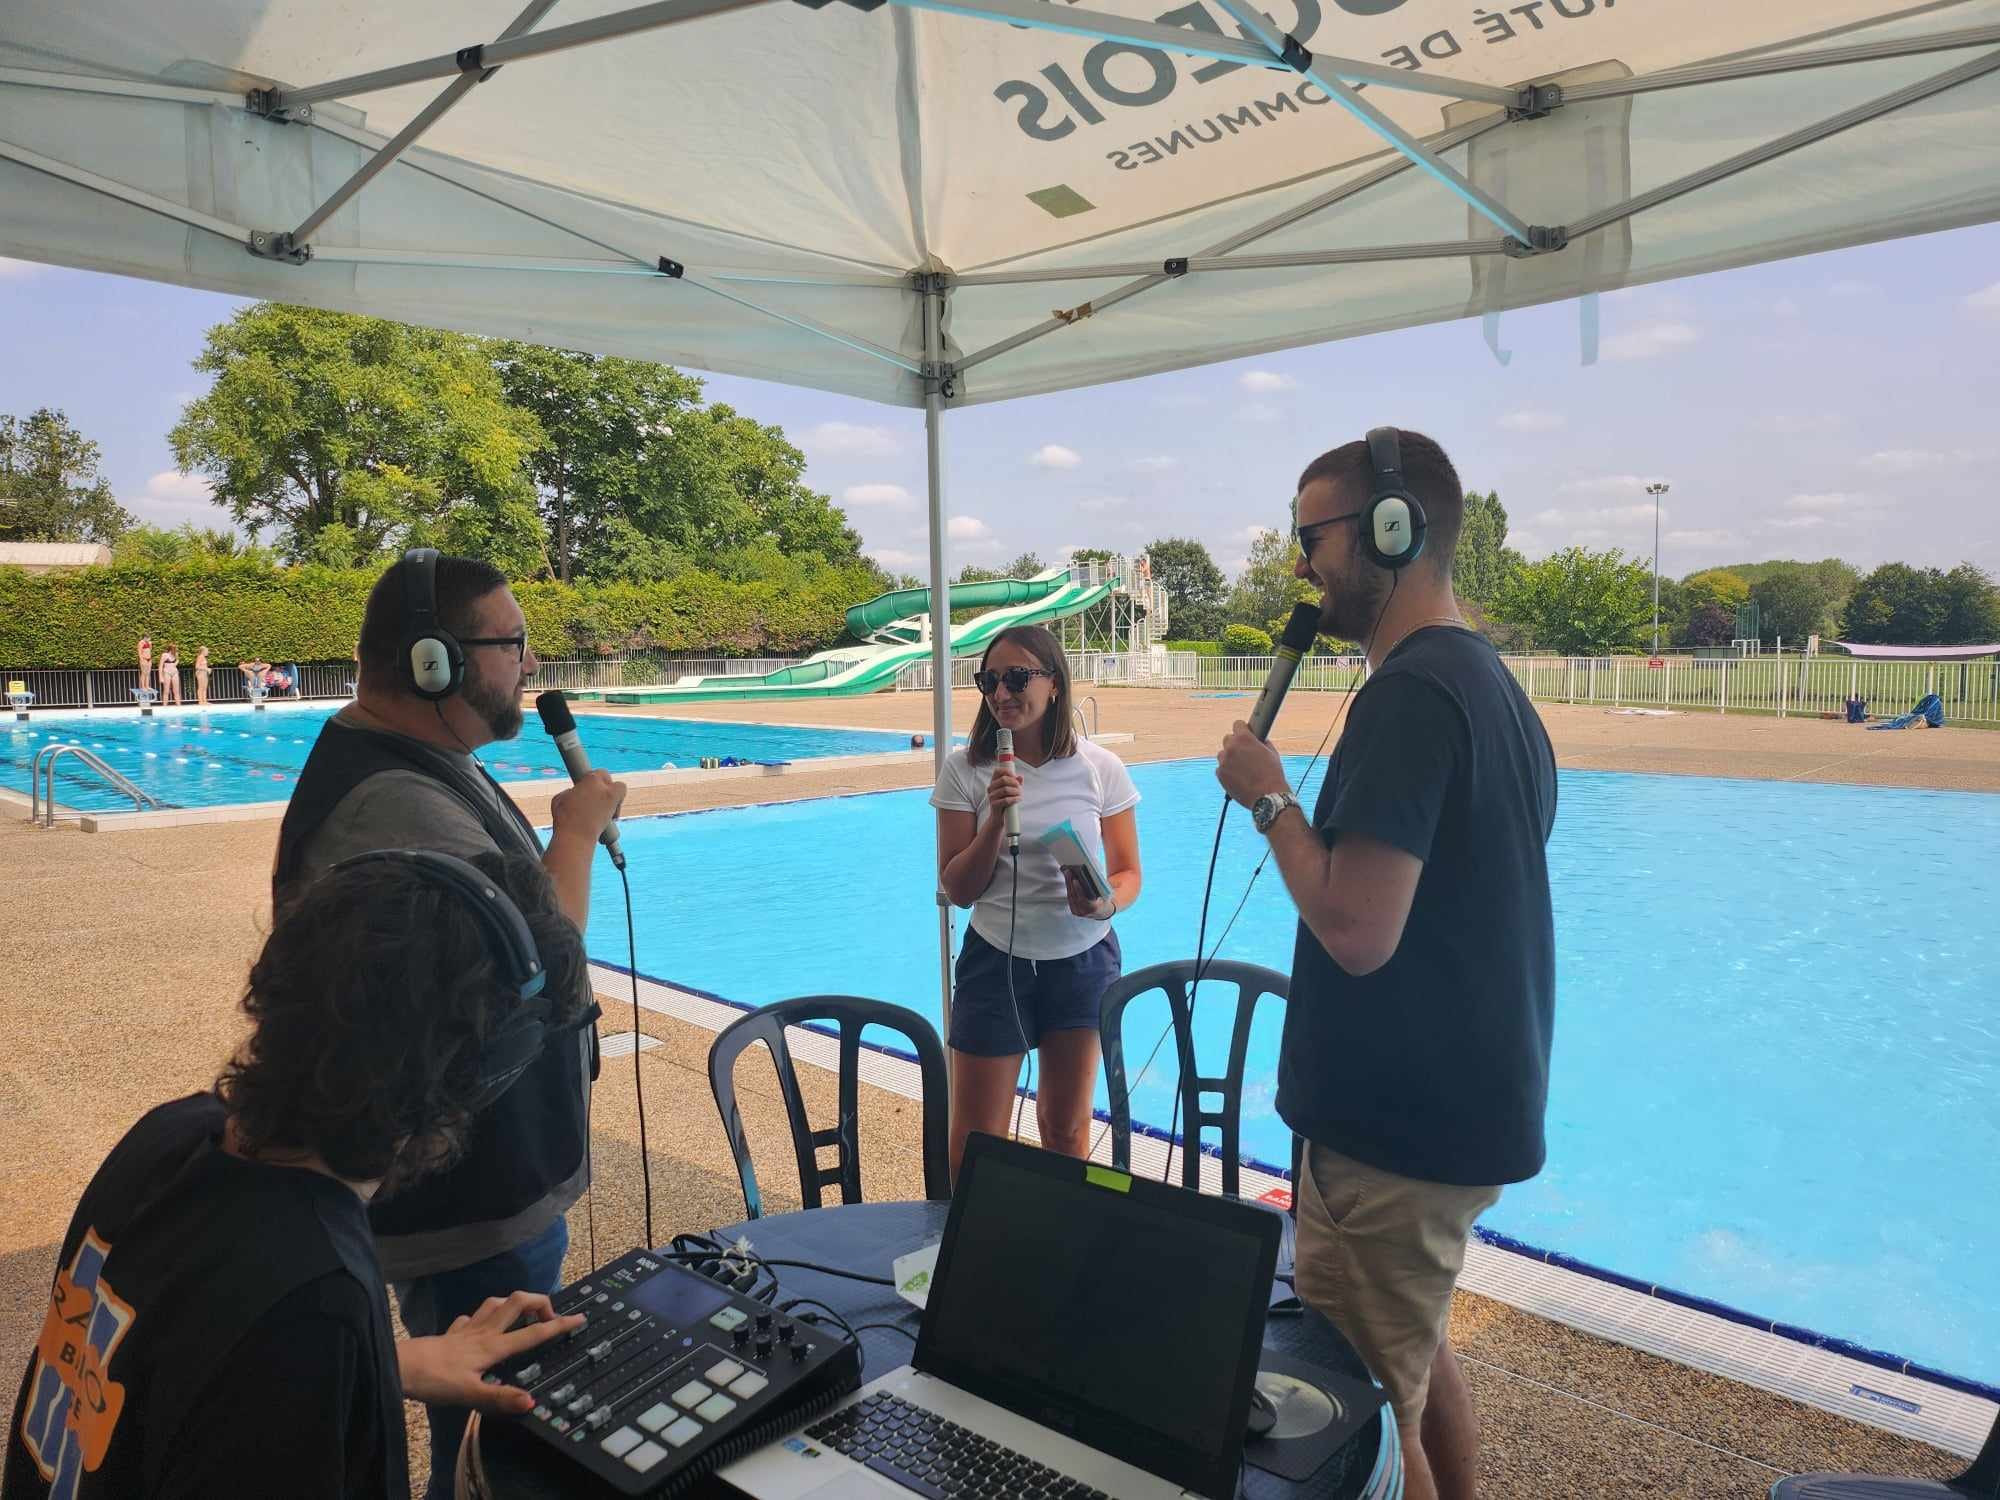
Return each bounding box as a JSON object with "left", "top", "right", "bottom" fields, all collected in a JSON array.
[{"left": 3, "top": 688, "right": 1994, "bottom": 1494}]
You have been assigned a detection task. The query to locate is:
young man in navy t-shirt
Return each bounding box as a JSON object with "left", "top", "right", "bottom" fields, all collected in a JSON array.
[{"left": 1216, "top": 430, "right": 1557, "bottom": 1500}]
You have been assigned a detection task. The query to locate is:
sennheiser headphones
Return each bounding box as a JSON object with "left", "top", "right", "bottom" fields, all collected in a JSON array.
[
  {"left": 400, "top": 548, "right": 464, "bottom": 701},
  {"left": 1360, "top": 426, "right": 1428, "bottom": 570},
  {"left": 329, "top": 848, "right": 552, "bottom": 1111}
]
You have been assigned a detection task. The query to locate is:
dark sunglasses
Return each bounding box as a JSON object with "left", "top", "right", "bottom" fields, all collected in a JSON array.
[
  {"left": 974, "top": 666, "right": 1055, "bottom": 696},
  {"left": 461, "top": 634, "right": 528, "bottom": 662},
  {"left": 1295, "top": 511, "right": 1363, "bottom": 558}
]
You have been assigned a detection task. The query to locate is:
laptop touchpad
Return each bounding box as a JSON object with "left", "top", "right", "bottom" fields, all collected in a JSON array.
[{"left": 802, "top": 1473, "right": 902, "bottom": 1499}]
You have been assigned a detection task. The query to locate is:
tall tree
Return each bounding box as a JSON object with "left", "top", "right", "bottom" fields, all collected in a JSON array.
[
  {"left": 1938, "top": 563, "right": 2000, "bottom": 644},
  {"left": 1843, "top": 561, "right": 2000, "bottom": 644},
  {"left": 1749, "top": 559, "right": 1856, "bottom": 645},
  {"left": 490, "top": 342, "right": 703, "bottom": 584},
  {"left": 1450, "top": 490, "right": 1515, "bottom": 606},
  {"left": 1495, "top": 546, "right": 1653, "bottom": 655},
  {"left": 0, "top": 408, "right": 134, "bottom": 543},
  {"left": 1226, "top": 527, "right": 1315, "bottom": 638},
  {"left": 111, "top": 523, "right": 278, "bottom": 568},
  {"left": 170, "top": 305, "right": 545, "bottom": 566},
  {"left": 1142, "top": 536, "right": 1227, "bottom": 640},
  {"left": 999, "top": 552, "right": 1046, "bottom": 579}
]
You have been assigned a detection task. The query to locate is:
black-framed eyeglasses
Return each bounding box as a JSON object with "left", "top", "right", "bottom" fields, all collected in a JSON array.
[
  {"left": 461, "top": 634, "right": 528, "bottom": 662},
  {"left": 974, "top": 666, "right": 1055, "bottom": 696},
  {"left": 1295, "top": 511, "right": 1363, "bottom": 559}
]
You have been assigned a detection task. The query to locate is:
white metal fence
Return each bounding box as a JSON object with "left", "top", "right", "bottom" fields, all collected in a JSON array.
[
  {"left": 9, "top": 650, "right": 1994, "bottom": 727},
  {"left": 1, "top": 662, "right": 356, "bottom": 709}
]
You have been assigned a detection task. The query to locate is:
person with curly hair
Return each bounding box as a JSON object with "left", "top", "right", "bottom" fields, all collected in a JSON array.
[{"left": 4, "top": 850, "right": 592, "bottom": 1500}]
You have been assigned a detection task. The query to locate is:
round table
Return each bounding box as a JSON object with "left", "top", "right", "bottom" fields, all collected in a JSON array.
[{"left": 478, "top": 1201, "right": 1401, "bottom": 1499}]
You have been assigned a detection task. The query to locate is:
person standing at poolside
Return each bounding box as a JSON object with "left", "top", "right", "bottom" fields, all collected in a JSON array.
[
  {"left": 158, "top": 644, "right": 181, "bottom": 705},
  {"left": 274, "top": 549, "right": 624, "bottom": 1500},
  {"left": 1215, "top": 430, "right": 1556, "bottom": 1500},
  {"left": 135, "top": 635, "right": 152, "bottom": 695},
  {"left": 932, "top": 625, "right": 1142, "bottom": 1181},
  {"left": 194, "top": 645, "right": 211, "bottom": 706}
]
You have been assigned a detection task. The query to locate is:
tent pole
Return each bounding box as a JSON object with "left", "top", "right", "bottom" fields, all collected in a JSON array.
[
  {"left": 922, "top": 278, "right": 956, "bottom": 1057},
  {"left": 950, "top": 114, "right": 1507, "bottom": 377},
  {"left": 1210, "top": 0, "right": 1534, "bottom": 243}
]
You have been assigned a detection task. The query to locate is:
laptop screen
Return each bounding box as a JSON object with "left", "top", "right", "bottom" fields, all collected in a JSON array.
[{"left": 914, "top": 1138, "right": 1280, "bottom": 1500}]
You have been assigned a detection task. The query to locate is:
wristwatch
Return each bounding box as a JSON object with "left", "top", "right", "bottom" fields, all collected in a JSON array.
[{"left": 1251, "top": 791, "right": 1299, "bottom": 834}]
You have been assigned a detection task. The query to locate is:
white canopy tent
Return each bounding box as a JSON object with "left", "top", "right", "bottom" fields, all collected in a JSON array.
[{"left": 6, "top": 0, "right": 2000, "bottom": 1024}]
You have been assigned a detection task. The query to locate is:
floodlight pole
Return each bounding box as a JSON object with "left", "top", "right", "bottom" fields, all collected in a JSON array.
[
  {"left": 1646, "top": 481, "right": 1669, "bottom": 654},
  {"left": 921, "top": 273, "right": 957, "bottom": 1048}
]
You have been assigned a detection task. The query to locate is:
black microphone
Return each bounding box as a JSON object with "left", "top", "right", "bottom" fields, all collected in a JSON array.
[
  {"left": 534, "top": 690, "right": 626, "bottom": 871},
  {"left": 995, "top": 727, "right": 1021, "bottom": 849},
  {"left": 1248, "top": 602, "right": 1323, "bottom": 741}
]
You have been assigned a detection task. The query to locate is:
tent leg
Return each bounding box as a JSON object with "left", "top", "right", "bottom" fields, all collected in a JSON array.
[{"left": 924, "top": 282, "right": 956, "bottom": 1061}]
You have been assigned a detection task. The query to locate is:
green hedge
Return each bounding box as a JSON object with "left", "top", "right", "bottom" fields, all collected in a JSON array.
[
  {"left": 0, "top": 563, "right": 864, "bottom": 667},
  {"left": 1161, "top": 639, "right": 1223, "bottom": 656}
]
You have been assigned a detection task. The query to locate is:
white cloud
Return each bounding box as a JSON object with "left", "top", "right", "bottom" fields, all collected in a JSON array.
[
  {"left": 1131, "top": 455, "right": 1178, "bottom": 473},
  {"left": 0, "top": 257, "right": 43, "bottom": 279},
  {"left": 1967, "top": 281, "right": 2000, "bottom": 313},
  {"left": 1080, "top": 495, "right": 1130, "bottom": 512},
  {"left": 1238, "top": 370, "right": 1297, "bottom": 394},
  {"left": 1785, "top": 492, "right": 1866, "bottom": 513},
  {"left": 1601, "top": 321, "right": 1700, "bottom": 361},
  {"left": 1497, "top": 408, "right": 1566, "bottom": 433},
  {"left": 1766, "top": 515, "right": 1828, "bottom": 531},
  {"left": 1862, "top": 449, "right": 1936, "bottom": 473},
  {"left": 1238, "top": 403, "right": 1283, "bottom": 425},
  {"left": 1665, "top": 528, "right": 1736, "bottom": 548},
  {"left": 868, "top": 548, "right": 923, "bottom": 571},
  {"left": 840, "top": 482, "right": 913, "bottom": 507},
  {"left": 804, "top": 421, "right": 900, "bottom": 458},
  {"left": 1239, "top": 524, "right": 1276, "bottom": 541},
  {"left": 1029, "top": 443, "right": 1081, "bottom": 470},
  {"left": 1772, "top": 296, "right": 1801, "bottom": 318},
  {"left": 1559, "top": 473, "right": 1671, "bottom": 496},
  {"left": 947, "top": 516, "right": 990, "bottom": 541},
  {"left": 143, "top": 471, "right": 214, "bottom": 505}
]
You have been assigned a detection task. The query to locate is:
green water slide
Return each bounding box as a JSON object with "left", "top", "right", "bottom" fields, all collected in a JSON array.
[{"left": 582, "top": 568, "right": 1115, "bottom": 704}]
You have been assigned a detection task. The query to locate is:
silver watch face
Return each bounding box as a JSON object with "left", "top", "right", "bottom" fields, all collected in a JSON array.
[{"left": 1255, "top": 795, "right": 1280, "bottom": 829}]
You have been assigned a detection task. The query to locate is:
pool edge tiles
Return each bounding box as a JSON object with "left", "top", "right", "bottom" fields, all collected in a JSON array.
[{"left": 588, "top": 961, "right": 2000, "bottom": 1461}]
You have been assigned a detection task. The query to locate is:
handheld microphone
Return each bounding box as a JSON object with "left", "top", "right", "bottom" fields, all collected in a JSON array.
[
  {"left": 995, "top": 727, "right": 1021, "bottom": 850},
  {"left": 1248, "top": 602, "right": 1324, "bottom": 741},
  {"left": 534, "top": 690, "right": 626, "bottom": 871}
]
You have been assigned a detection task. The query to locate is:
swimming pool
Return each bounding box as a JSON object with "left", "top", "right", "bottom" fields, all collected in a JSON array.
[
  {"left": 4, "top": 705, "right": 927, "bottom": 812},
  {"left": 588, "top": 758, "right": 2000, "bottom": 1388}
]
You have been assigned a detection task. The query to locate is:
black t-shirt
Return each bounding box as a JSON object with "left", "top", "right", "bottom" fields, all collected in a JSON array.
[
  {"left": 1278, "top": 627, "right": 1558, "bottom": 1187},
  {"left": 4, "top": 1095, "right": 408, "bottom": 1500}
]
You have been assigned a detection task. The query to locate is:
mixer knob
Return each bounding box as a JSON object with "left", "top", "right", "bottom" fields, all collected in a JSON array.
[{"left": 755, "top": 1334, "right": 774, "bottom": 1359}]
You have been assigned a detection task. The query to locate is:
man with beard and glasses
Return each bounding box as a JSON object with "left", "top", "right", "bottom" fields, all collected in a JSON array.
[
  {"left": 273, "top": 551, "right": 625, "bottom": 1500},
  {"left": 1215, "top": 432, "right": 1557, "bottom": 1500}
]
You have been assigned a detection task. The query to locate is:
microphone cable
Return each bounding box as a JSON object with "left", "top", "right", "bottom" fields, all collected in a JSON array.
[
  {"left": 1089, "top": 574, "right": 1400, "bottom": 1184},
  {"left": 1005, "top": 851, "right": 1036, "bottom": 1146},
  {"left": 617, "top": 860, "right": 656, "bottom": 1252}
]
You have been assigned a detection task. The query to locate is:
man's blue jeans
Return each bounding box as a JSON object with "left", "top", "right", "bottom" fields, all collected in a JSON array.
[{"left": 392, "top": 1216, "right": 569, "bottom": 1500}]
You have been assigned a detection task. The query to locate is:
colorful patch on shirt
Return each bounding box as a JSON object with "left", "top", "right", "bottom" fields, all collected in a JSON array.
[{"left": 20, "top": 1230, "right": 134, "bottom": 1497}]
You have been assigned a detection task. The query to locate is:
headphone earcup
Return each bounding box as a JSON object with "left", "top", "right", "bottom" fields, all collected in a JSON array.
[
  {"left": 1367, "top": 494, "right": 1427, "bottom": 569},
  {"left": 407, "top": 635, "right": 461, "bottom": 699}
]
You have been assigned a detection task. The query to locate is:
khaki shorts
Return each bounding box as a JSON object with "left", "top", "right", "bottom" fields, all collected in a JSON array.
[{"left": 1293, "top": 1141, "right": 1502, "bottom": 1431}]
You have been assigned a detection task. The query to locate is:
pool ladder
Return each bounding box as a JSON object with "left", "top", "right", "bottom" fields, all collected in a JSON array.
[
  {"left": 1073, "top": 694, "right": 1100, "bottom": 740},
  {"left": 30, "top": 743, "right": 163, "bottom": 827}
]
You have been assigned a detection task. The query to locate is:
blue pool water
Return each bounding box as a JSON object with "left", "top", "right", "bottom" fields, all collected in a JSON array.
[
  {"left": 588, "top": 759, "right": 2000, "bottom": 1387},
  {"left": 3, "top": 706, "right": 926, "bottom": 812}
]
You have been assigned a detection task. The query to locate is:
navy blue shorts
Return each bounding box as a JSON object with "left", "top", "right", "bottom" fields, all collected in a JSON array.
[{"left": 950, "top": 926, "right": 1122, "bottom": 1057}]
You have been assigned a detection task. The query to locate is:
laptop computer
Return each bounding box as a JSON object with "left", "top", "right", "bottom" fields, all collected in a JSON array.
[{"left": 720, "top": 1133, "right": 1283, "bottom": 1500}]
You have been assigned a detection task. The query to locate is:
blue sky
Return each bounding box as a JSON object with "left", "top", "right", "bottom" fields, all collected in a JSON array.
[{"left": 4, "top": 220, "right": 1997, "bottom": 584}]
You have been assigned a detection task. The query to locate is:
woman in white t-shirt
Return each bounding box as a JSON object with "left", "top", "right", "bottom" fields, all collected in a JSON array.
[{"left": 931, "top": 626, "right": 1142, "bottom": 1181}]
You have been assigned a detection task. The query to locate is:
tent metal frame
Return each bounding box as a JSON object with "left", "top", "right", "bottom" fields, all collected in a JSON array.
[{"left": 5, "top": 8, "right": 1998, "bottom": 1044}]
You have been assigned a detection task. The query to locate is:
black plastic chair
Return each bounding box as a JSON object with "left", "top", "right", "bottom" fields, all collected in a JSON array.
[
  {"left": 1769, "top": 1413, "right": 1998, "bottom": 1498},
  {"left": 707, "top": 995, "right": 949, "bottom": 1220},
  {"left": 1098, "top": 959, "right": 1297, "bottom": 1200}
]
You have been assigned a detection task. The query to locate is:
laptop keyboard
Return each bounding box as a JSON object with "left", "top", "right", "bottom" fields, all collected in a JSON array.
[{"left": 804, "top": 1391, "right": 1112, "bottom": 1500}]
